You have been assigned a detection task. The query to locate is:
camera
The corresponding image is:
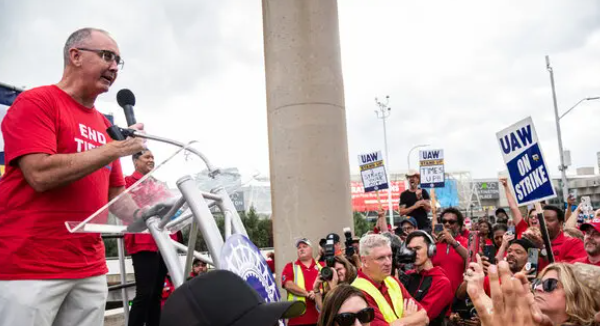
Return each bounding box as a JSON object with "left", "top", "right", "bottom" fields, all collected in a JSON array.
[
  {"left": 343, "top": 227, "right": 355, "bottom": 257},
  {"left": 320, "top": 234, "right": 336, "bottom": 281},
  {"left": 396, "top": 246, "right": 417, "bottom": 265}
]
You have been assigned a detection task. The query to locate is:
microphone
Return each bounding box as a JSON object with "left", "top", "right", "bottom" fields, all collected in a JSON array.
[{"left": 116, "top": 89, "right": 137, "bottom": 126}]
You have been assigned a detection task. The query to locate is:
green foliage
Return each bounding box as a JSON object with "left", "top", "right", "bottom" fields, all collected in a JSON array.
[
  {"left": 353, "top": 211, "right": 372, "bottom": 237},
  {"left": 104, "top": 238, "right": 119, "bottom": 258}
]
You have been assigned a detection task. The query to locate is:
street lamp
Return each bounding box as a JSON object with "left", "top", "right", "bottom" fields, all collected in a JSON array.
[
  {"left": 374, "top": 96, "right": 393, "bottom": 226},
  {"left": 407, "top": 144, "right": 430, "bottom": 171},
  {"left": 546, "top": 55, "right": 600, "bottom": 203}
]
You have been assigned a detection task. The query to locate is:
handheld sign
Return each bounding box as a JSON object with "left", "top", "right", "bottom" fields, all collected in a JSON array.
[
  {"left": 496, "top": 117, "right": 556, "bottom": 206},
  {"left": 220, "top": 234, "right": 285, "bottom": 325},
  {"left": 419, "top": 149, "right": 445, "bottom": 188},
  {"left": 358, "top": 151, "right": 389, "bottom": 193}
]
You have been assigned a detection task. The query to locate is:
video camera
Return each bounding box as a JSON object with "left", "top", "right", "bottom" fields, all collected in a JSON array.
[
  {"left": 343, "top": 227, "right": 355, "bottom": 257},
  {"left": 320, "top": 234, "right": 336, "bottom": 281}
]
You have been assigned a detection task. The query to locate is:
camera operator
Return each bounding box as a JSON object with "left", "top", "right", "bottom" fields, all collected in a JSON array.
[
  {"left": 400, "top": 231, "right": 453, "bottom": 326},
  {"left": 312, "top": 255, "right": 357, "bottom": 311},
  {"left": 343, "top": 228, "right": 362, "bottom": 270}
]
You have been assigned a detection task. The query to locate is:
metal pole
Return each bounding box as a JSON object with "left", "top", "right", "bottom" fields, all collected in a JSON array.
[
  {"left": 183, "top": 219, "right": 199, "bottom": 279},
  {"left": 116, "top": 237, "right": 129, "bottom": 324},
  {"left": 375, "top": 97, "right": 394, "bottom": 227},
  {"left": 382, "top": 113, "right": 394, "bottom": 227},
  {"left": 546, "top": 55, "right": 569, "bottom": 203}
]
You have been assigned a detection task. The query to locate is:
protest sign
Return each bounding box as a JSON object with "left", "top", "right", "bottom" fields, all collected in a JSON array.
[
  {"left": 419, "top": 149, "right": 445, "bottom": 188},
  {"left": 496, "top": 117, "right": 556, "bottom": 206},
  {"left": 358, "top": 151, "right": 389, "bottom": 192}
]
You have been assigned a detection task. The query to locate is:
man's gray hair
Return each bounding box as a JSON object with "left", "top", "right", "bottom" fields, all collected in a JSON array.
[
  {"left": 359, "top": 234, "right": 391, "bottom": 257},
  {"left": 63, "top": 27, "right": 109, "bottom": 66}
]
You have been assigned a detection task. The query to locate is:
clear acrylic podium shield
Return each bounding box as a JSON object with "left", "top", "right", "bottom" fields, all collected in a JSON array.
[{"left": 65, "top": 140, "right": 250, "bottom": 289}]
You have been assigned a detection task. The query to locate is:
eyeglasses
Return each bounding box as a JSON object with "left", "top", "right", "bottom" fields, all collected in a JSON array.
[
  {"left": 334, "top": 307, "right": 375, "bottom": 326},
  {"left": 532, "top": 278, "right": 559, "bottom": 293},
  {"left": 442, "top": 219, "right": 457, "bottom": 225},
  {"left": 77, "top": 48, "right": 124, "bottom": 70}
]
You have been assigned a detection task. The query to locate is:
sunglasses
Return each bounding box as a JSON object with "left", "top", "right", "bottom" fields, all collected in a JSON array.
[
  {"left": 441, "top": 219, "right": 457, "bottom": 225},
  {"left": 532, "top": 278, "right": 559, "bottom": 293},
  {"left": 334, "top": 307, "right": 375, "bottom": 326}
]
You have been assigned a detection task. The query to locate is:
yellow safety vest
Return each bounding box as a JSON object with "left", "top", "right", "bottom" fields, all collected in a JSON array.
[
  {"left": 352, "top": 276, "right": 404, "bottom": 323},
  {"left": 287, "top": 260, "right": 322, "bottom": 305}
]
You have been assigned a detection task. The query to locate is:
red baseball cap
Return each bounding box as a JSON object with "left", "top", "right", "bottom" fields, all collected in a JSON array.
[{"left": 580, "top": 218, "right": 600, "bottom": 234}]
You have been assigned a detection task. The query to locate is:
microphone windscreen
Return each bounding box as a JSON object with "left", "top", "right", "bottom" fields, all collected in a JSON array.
[{"left": 117, "top": 89, "right": 136, "bottom": 107}]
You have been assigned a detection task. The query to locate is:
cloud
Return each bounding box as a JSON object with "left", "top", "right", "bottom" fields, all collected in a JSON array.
[{"left": 1, "top": 0, "right": 599, "bottom": 182}]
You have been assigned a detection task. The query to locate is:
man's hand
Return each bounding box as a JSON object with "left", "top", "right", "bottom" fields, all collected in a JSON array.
[
  {"left": 307, "top": 291, "right": 316, "bottom": 301},
  {"left": 403, "top": 298, "right": 418, "bottom": 317},
  {"left": 499, "top": 177, "right": 508, "bottom": 188},
  {"left": 437, "top": 229, "right": 456, "bottom": 245},
  {"left": 108, "top": 123, "right": 147, "bottom": 157},
  {"left": 502, "top": 233, "right": 515, "bottom": 247}
]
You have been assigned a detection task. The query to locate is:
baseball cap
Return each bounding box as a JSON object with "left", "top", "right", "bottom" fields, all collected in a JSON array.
[
  {"left": 161, "top": 269, "right": 305, "bottom": 326},
  {"left": 320, "top": 233, "right": 341, "bottom": 244},
  {"left": 580, "top": 218, "right": 600, "bottom": 234},
  {"left": 399, "top": 217, "right": 418, "bottom": 228},
  {"left": 295, "top": 238, "right": 312, "bottom": 248},
  {"left": 406, "top": 169, "right": 420, "bottom": 178}
]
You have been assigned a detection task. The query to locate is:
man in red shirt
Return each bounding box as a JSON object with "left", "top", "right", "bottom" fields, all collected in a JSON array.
[
  {"left": 544, "top": 205, "right": 586, "bottom": 262},
  {"left": 575, "top": 218, "right": 600, "bottom": 266},
  {"left": 0, "top": 28, "right": 145, "bottom": 326},
  {"left": 352, "top": 234, "right": 428, "bottom": 326},
  {"left": 282, "top": 238, "right": 321, "bottom": 326},
  {"left": 401, "top": 231, "right": 453, "bottom": 326},
  {"left": 431, "top": 207, "right": 468, "bottom": 293},
  {"left": 125, "top": 150, "right": 182, "bottom": 326}
]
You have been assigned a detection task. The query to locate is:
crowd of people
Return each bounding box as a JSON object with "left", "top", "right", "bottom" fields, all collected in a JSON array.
[{"left": 279, "top": 172, "right": 600, "bottom": 326}]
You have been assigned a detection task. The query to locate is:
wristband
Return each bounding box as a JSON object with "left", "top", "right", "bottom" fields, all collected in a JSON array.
[{"left": 452, "top": 241, "right": 460, "bottom": 249}]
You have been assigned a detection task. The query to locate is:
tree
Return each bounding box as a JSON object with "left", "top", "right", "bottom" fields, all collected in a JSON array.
[{"left": 353, "top": 211, "right": 372, "bottom": 238}]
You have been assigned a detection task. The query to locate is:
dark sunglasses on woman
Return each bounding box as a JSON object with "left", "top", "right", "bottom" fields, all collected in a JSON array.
[
  {"left": 532, "top": 278, "right": 559, "bottom": 293},
  {"left": 334, "top": 307, "right": 375, "bottom": 326}
]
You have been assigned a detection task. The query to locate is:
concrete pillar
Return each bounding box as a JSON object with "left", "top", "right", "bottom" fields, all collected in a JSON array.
[{"left": 262, "top": 0, "right": 353, "bottom": 280}]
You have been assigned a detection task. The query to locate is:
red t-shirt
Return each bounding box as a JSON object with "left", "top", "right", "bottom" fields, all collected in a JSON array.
[
  {"left": 573, "top": 256, "right": 600, "bottom": 267},
  {"left": 281, "top": 259, "right": 321, "bottom": 325},
  {"left": 0, "top": 85, "right": 124, "bottom": 279},
  {"left": 123, "top": 171, "right": 180, "bottom": 255},
  {"left": 516, "top": 219, "right": 528, "bottom": 239},
  {"left": 551, "top": 231, "right": 586, "bottom": 263},
  {"left": 431, "top": 235, "right": 468, "bottom": 293},
  {"left": 356, "top": 270, "right": 424, "bottom": 326}
]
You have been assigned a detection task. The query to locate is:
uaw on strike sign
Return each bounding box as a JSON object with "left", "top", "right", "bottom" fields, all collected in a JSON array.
[
  {"left": 496, "top": 117, "right": 556, "bottom": 206},
  {"left": 419, "top": 149, "right": 445, "bottom": 188},
  {"left": 358, "top": 151, "right": 389, "bottom": 192}
]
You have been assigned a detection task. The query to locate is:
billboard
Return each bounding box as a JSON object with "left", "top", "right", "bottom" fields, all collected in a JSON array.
[{"left": 351, "top": 180, "right": 405, "bottom": 212}]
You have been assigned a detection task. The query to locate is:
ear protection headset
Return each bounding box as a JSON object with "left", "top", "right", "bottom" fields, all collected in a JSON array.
[{"left": 404, "top": 230, "right": 437, "bottom": 258}]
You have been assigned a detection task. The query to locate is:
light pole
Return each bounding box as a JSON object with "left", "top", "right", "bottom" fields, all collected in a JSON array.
[
  {"left": 407, "top": 144, "right": 430, "bottom": 171},
  {"left": 546, "top": 55, "right": 600, "bottom": 203},
  {"left": 375, "top": 96, "right": 394, "bottom": 227}
]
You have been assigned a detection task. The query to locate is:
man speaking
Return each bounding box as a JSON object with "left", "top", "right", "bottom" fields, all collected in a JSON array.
[{"left": 0, "top": 28, "right": 145, "bottom": 326}]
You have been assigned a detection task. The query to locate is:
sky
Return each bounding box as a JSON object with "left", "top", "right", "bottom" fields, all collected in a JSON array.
[{"left": 1, "top": 0, "right": 600, "bottom": 181}]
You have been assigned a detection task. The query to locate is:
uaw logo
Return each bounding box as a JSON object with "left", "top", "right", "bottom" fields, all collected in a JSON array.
[{"left": 220, "top": 234, "right": 283, "bottom": 325}]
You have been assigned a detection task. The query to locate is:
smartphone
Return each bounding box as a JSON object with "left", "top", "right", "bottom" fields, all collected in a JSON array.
[
  {"left": 507, "top": 225, "right": 515, "bottom": 235},
  {"left": 483, "top": 245, "right": 496, "bottom": 264},
  {"left": 434, "top": 224, "right": 444, "bottom": 236},
  {"left": 467, "top": 231, "right": 480, "bottom": 267},
  {"left": 526, "top": 248, "right": 539, "bottom": 273}
]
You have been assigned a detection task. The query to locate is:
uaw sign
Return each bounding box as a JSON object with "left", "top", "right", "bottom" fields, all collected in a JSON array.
[
  {"left": 419, "top": 149, "right": 445, "bottom": 188},
  {"left": 496, "top": 117, "right": 556, "bottom": 206},
  {"left": 358, "top": 151, "right": 389, "bottom": 192}
]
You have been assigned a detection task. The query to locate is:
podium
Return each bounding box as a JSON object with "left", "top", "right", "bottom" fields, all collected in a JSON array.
[{"left": 66, "top": 140, "right": 250, "bottom": 289}]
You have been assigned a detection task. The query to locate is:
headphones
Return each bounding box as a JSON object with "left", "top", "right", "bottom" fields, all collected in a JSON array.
[{"left": 404, "top": 230, "right": 437, "bottom": 258}]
